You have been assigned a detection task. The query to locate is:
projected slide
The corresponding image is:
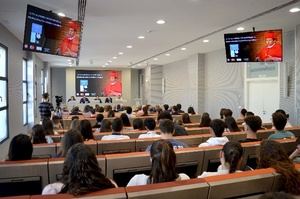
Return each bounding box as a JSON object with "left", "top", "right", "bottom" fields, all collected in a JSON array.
[{"left": 75, "top": 70, "right": 122, "bottom": 97}]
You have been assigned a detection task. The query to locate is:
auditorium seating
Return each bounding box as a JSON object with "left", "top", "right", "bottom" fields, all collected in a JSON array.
[
  {"left": 32, "top": 143, "right": 57, "bottom": 158},
  {"left": 98, "top": 139, "right": 136, "bottom": 154}
]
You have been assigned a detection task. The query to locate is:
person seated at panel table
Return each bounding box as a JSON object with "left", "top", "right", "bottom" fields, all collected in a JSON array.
[
  {"left": 79, "top": 96, "right": 90, "bottom": 104},
  {"left": 101, "top": 118, "right": 130, "bottom": 141},
  {"left": 67, "top": 96, "right": 76, "bottom": 102},
  {"left": 198, "top": 141, "right": 243, "bottom": 178},
  {"left": 94, "top": 95, "right": 102, "bottom": 103},
  {"left": 268, "top": 112, "right": 295, "bottom": 140},
  {"left": 199, "top": 119, "right": 229, "bottom": 147},
  {"left": 105, "top": 97, "right": 112, "bottom": 103},
  {"left": 127, "top": 140, "right": 190, "bottom": 186}
]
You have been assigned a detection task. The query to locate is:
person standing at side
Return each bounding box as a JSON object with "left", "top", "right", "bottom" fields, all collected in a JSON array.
[{"left": 39, "top": 93, "right": 54, "bottom": 121}]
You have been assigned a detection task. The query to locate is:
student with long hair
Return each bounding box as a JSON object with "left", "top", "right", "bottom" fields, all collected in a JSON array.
[
  {"left": 259, "top": 140, "right": 300, "bottom": 195},
  {"left": 225, "top": 116, "right": 240, "bottom": 132},
  {"left": 31, "top": 124, "right": 47, "bottom": 144},
  {"left": 8, "top": 134, "right": 33, "bottom": 161},
  {"left": 120, "top": 113, "right": 131, "bottom": 127},
  {"left": 127, "top": 140, "right": 189, "bottom": 186},
  {"left": 57, "top": 129, "right": 84, "bottom": 157},
  {"left": 182, "top": 113, "right": 191, "bottom": 124},
  {"left": 42, "top": 143, "right": 116, "bottom": 195},
  {"left": 187, "top": 106, "right": 196, "bottom": 115},
  {"left": 79, "top": 120, "right": 94, "bottom": 140},
  {"left": 199, "top": 112, "right": 211, "bottom": 127},
  {"left": 198, "top": 141, "right": 243, "bottom": 178},
  {"left": 99, "top": 119, "right": 112, "bottom": 132}
]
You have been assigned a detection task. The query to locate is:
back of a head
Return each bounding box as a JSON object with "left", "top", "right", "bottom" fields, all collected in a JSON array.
[
  {"left": 96, "top": 114, "right": 104, "bottom": 123},
  {"left": 112, "top": 118, "right": 123, "bottom": 132},
  {"left": 144, "top": 118, "right": 156, "bottom": 131},
  {"left": 176, "top": 104, "right": 182, "bottom": 110},
  {"left": 163, "top": 104, "right": 169, "bottom": 111},
  {"left": 182, "top": 113, "right": 191, "bottom": 123},
  {"left": 223, "top": 109, "right": 233, "bottom": 118},
  {"left": 259, "top": 140, "right": 300, "bottom": 195},
  {"left": 61, "top": 129, "right": 84, "bottom": 157},
  {"left": 225, "top": 116, "right": 240, "bottom": 132},
  {"left": 220, "top": 108, "right": 226, "bottom": 119},
  {"left": 159, "top": 119, "right": 174, "bottom": 135},
  {"left": 42, "top": 118, "right": 54, "bottom": 135},
  {"left": 275, "top": 109, "right": 289, "bottom": 119},
  {"left": 126, "top": 106, "right": 132, "bottom": 114},
  {"left": 52, "top": 115, "right": 61, "bottom": 124},
  {"left": 32, "top": 124, "right": 47, "bottom": 144},
  {"left": 240, "top": 108, "right": 247, "bottom": 117},
  {"left": 222, "top": 141, "right": 243, "bottom": 173},
  {"left": 70, "top": 119, "right": 80, "bottom": 130},
  {"left": 133, "top": 118, "right": 144, "bottom": 130},
  {"left": 107, "top": 110, "right": 115, "bottom": 118},
  {"left": 120, "top": 113, "right": 131, "bottom": 127},
  {"left": 172, "top": 105, "right": 178, "bottom": 112},
  {"left": 157, "top": 111, "right": 173, "bottom": 122},
  {"left": 272, "top": 112, "right": 287, "bottom": 131},
  {"left": 210, "top": 119, "right": 225, "bottom": 137},
  {"left": 149, "top": 140, "right": 178, "bottom": 183},
  {"left": 245, "top": 111, "right": 255, "bottom": 118},
  {"left": 244, "top": 116, "right": 262, "bottom": 132},
  {"left": 42, "top": 92, "right": 49, "bottom": 100},
  {"left": 199, "top": 112, "right": 211, "bottom": 127},
  {"left": 8, "top": 134, "right": 33, "bottom": 161},
  {"left": 61, "top": 143, "right": 114, "bottom": 195},
  {"left": 187, "top": 106, "right": 195, "bottom": 114},
  {"left": 142, "top": 105, "right": 149, "bottom": 116},
  {"left": 100, "top": 119, "right": 112, "bottom": 132},
  {"left": 80, "top": 120, "right": 94, "bottom": 140}
]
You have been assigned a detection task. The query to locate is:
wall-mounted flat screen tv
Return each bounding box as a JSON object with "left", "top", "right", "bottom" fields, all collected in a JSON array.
[
  {"left": 224, "top": 29, "right": 282, "bottom": 62},
  {"left": 75, "top": 70, "right": 122, "bottom": 97},
  {"left": 23, "top": 4, "right": 81, "bottom": 58}
]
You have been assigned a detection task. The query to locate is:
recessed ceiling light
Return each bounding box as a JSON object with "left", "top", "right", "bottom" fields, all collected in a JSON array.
[
  {"left": 181, "top": 47, "right": 187, "bottom": 51},
  {"left": 105, "top": 63, "right": 109, "bottom": 66},
  {"left": 156, "top": 19, "right": 166, "bottom": 24},
  {"left": 289, "top": 7, "right": 300, "bottom": 13},
  {"left": 165, "top": 53, "right": 170, "bottom": 56},
  {"left": 126, "top": 45, "right": 133, "bottom": 49},
  {"left": 153, "top": 58, "right": 158, "bottom": 61},
  {"left": 108, "top": 60, "right": 112, "bottom": 63},
  {"left": 112, "top": 57, "right": 117, "bottom": 59},
  {"left": 57, "top": 12, "right": 66, "bottom": 17},
  {"left": 118, "top": 52, "right": 124, "bottom": 55},
  {"left": 237, "top": 27, "right": 245, "bottom": 31},
  {"left": 138, "top": 35, "right": 145, "bottom": 39},
  {"left": 203, "top": 39, "right": 209, "bottom": 43}
]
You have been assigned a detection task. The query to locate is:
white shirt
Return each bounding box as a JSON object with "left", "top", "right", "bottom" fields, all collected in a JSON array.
[
  {"left": 198, "top": 136, "right": 229, "bottom": 147},
  {"left": 198, "top": 165, "right": 242, "bottom": 178},
  {"left": 101, "top": 134, "right": 130, "bottom": 141},
  {"left": 138, "top": 131, "right": 161, "bottom": 139},
  {"left": 127, "top": 173, "right": 190, "bottom": 186}
]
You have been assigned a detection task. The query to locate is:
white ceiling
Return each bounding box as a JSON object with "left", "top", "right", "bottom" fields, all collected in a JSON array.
[{"left": 1, "top": 0, "right": 300, "bottom": 68}]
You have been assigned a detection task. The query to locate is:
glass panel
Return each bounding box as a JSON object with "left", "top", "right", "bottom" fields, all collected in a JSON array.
[
  {"left": 23, "top": 60, "right": 27, "bottom": 81},
  {"left": 23, "top": 103, "right": 28, "bottom": 125},
  {"left": 23, "top": 82, "right": 27, "bottom": 102},
  {"left": 0, "top": 46, "right": 6, "bottom": 77},
  {"left": 0, "top": 110, "right": 8, "bottom": 142},
  {"left": 0, "top": 80, "right": 7, "bottom": 108},
  {"left": 247, "top": 62, "right": 278, "bottom": 79}
]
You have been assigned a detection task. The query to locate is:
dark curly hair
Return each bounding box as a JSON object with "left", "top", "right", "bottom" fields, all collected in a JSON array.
[{"left": 60, "top": 143, "right": 115, "bottom": 195}]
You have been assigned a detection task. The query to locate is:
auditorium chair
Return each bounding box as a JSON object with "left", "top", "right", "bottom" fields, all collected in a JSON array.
[
  {"left": 256, "top": 129, "right": 275, "bottom": 140},
  {"left": 93, "top": 132, "right": 111, "bottom": 140},
  {"left": 185, "top": 127, "right": 210, "bottom": 135},
  {"left": 223, "top": 132, "right": 247, "bottom": 142},
  {"left": 200, "top": 145, "right": 223, "bottom": 173},
  {"left": 97, "top": 139, "right": 136, "bottom": 155},
  {"left": 135, "top": 138, "right": 160, "bottom": 152},
  {"left": 32, "top": 143, "right": 57, "bottom": 158},
  {"left": 126, "top": 178, "right": 209, "bottom": 199},
  {"left": 241, "top": 141, "right": 261, "bottom": 169},
  {"left": 175, "top": 134, "right": 204, "bottom": 147}
]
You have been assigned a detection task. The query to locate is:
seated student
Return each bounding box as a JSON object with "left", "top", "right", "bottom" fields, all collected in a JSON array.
[
  {"left": 199, "top": 119, "right": 229, "bottom": 147},
  {"left": 67, "top": 96, "right": 76, "bottom": 102},
  {"left": 274, "top": 109, "right": 292, "bottom": 128},
  {"left": 259, "top": 140, "right": 300, "bottom": 195},
  {"left": 107, "top": 110, "right": 115, "bottom": 118},
  {"left": 199, "top": 112, "right": 211, "bottom": 127},
  {"left": 120, "top": 113, "right": 131, "bottom": 128},
  {"left": 219, "top": 108, "right": 227, "bottom": 120},
  {"left": 223, "top": 109, "right": 233, "bottom": 119},
  {"left": 57, "top": 129, "right": 84, "bottom": 157},
  {"left": 147, "top": 119, "right": 188, "bottom": 150},
  {"left": 127, "top": 140, "right": 190, "bottom": 186},
  {"left": 42, "top": 119, "right": 55, "bottom": 143},
  {"left": 198, "top": 141, "right": 243, "bottom": 178},
  {"left": 171, "top": 105, "right": 180, "bottom": 115},
  {"left": 138, "top": 118, "right": 160, "bottom": 139},
  {"left": 93, "top": 114, "right": 104, "bottom": 129},
  {"left": 125, "top": 106, "right": 133, "bottom": 118},
  {"left": 79, "top": 96, "right": 90, "bottom": 104},
  {"left": 224, "top": 116, "right": 240, "bottom": 132},
  {"left": 99, "top": 119, "right": 112, "bottom": 132},
  {"left": 101, "top": 118, "right": 130, "bottom": 140},
  {"left": 7, "top": 134, "right": 33, "bottom": 161},
  {"left": 69, "top": 106, "right": 82, "bottom": 115},
  {"left": 239, "top": 115, "right": 262, "bottom": 143},
  {"left": 136, "top": 105, "right": 149, "bottom": 117},
  {"left": 238, "top": 108, "right": 247, "bottom": 120},
  {"left": 42, "top": 143, "right": 116, "bottom": 195},
  {"left": 163, "top": 104, "right": 170, "bottom": 112},
  {"left": 187, "top": 106, "right": 196, "bottom": 115},
  {"left": 182, "top": 113, "right": 191, "bottom": 124},
  {"left": 132, "top": 118, "right": 145, "bottom": 130},
  {"left": 52, "top": 115, "right": 63, "bottom": 130},
  {"left": 173, "top": 119, "right": 188, "bottom": 136},
  {"left": 31, "top": 124, "right": 48, "bottom": 144},
  {"left": 268, "top": 112, "right": 295, "bottom": 140},
  {"left": 177, "top": 103, "right": 184, "bottom": 113},
  {"left": 79, "top": 120, "right": 94, "bottom": 141}
]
